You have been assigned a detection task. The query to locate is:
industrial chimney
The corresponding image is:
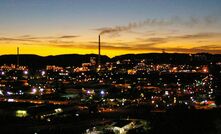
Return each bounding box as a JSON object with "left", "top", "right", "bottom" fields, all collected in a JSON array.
[
  {"left": 17, "top": 47, "right": 19, "bottom": 68},
  {"left": 98, "top": 35, "right": 101, "bottom": 67}
]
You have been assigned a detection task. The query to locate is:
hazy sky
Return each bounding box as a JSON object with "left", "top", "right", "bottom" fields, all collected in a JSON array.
[{"left": 0, "top": 0, "right": 221, "bottom": 57}]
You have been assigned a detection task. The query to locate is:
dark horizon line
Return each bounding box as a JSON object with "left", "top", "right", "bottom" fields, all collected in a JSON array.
[{"left": 0, "top": 52, "right": 220, "bottom": 58}]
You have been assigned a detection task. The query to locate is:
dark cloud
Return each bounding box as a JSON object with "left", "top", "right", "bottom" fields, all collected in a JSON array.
[
  {"left": 17, "top": 35, "right": 55, "bottom": 40},
  {"left": 59, "top": 35, "right": 79, "bottom": 38},
  {"left": 172, "top": 32, "right": 221, "bottom": 40},
  {"left": 48, "top": 40, "right": 75, "bottom": 44},
  {"left": 145, "top": 37, "right": 167, "bottom": 43},
  {"left": 136, "top": 32, "right": 221, "bottom": 44},
  {"left": 100, "top": 45, "right": 132, "bottom": 50},
  {"left": 134, "top": 42, "right": 164, "bottom": 48},
  {"left": 89, "top": 41, "right": 130, "bottom": 46},
  {"left": 192, "top": 45, "right": 221, "bottom": 50},
  {"left": 0, "top": 35, "right": 79, "bottom": 43},
  {"left": 50, "top": 42, "right": 134, "bottom": 50},
  {"left": 0, "top": 37, "right": 40, "bottom": 42},
  {"left": 52, "top": 44, "right": 75, "bottom": 48},
  {"left": 79, "top": 42, "right": 167, "bottom": 51}
]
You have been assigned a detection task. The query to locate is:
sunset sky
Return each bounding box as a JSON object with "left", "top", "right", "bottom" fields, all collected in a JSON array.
[{"left": 0, "top": 0, "right": 221, "bottom": 57}]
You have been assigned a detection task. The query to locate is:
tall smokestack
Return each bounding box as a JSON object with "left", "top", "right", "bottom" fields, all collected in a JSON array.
[
  {"left": 98, "top": 35, "right": 101, "bottom": 67},
  {"left": 17, "top": 47, "right": 19, "bottom": 68}
]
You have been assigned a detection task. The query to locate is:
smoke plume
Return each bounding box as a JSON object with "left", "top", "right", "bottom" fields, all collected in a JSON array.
[{"left": 99, "top": 16, "right": 219, "bottom": 35}]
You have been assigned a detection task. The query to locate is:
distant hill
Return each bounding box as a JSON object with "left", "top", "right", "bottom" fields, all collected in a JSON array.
[
  {"left": 0, "top": 53, "right": 221, "bottom": 68},
  {"left": 0, "top": 54, "right": 110, "bottom": 69},
  {"left": 112, "top": 53, "right": 221, "bottom": 65}
]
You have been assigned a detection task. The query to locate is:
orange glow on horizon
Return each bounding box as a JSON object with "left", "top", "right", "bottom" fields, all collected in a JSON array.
[{"left": 0, "top": 33, "right": 221, "bottom": 57}]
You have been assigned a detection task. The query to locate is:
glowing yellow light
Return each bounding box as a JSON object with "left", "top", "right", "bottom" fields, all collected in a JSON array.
[{"left": 16, "top": 110, "right": 28, "bottom": 117}]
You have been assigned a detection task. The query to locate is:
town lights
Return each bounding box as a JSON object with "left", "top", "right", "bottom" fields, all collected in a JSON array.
[
  {"left": 41, "top": 71, "right": 46, "bottom": 76},
  {"left": 100, "top": 90, "right": 105, "bottom": 95},
  {"left": 16, "top": 110, "right": 28, "bottom": 117},
  {"left": 23, "top": 70, "right": 28, "bottom": 75},
  {"left": 39, "top": 88, "right": 44, "bottom": 92},
  {"left": 32, "top": 88, "right": 37, "bottom": 94},
  {"left": 54, "top": 108, "right": 63, "bottom": 113}
]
